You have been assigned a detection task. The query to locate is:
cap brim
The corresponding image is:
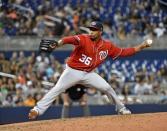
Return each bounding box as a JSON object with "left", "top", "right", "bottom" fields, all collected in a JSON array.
[{"left": 87, "top": 26, "right": 100, "bottom": 31}]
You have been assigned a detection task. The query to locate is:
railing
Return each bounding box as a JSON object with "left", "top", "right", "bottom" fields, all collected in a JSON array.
[
  {"left": 0, "top": 35, "right": 167, "bottom": 51},
  {"left": 0, "top": 36, "right": 72, "bottom": 51}
]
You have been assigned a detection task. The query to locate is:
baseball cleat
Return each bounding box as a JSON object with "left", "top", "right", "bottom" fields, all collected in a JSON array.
[
  {"left": 28, "top": 109, "right": 39, "bottom": 120},
  {"left": 118, "top": 107, "right": 131, "bottom": 115}
]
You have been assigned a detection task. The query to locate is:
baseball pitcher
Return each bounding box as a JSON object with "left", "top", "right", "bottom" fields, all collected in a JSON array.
[{"left": 29, "top": 21, "right": 153, "bottom": 119}]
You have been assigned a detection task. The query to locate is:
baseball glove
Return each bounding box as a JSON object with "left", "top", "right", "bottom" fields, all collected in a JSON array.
[{"left": 39, "top": 39, "right": 58, "bottom": 53}]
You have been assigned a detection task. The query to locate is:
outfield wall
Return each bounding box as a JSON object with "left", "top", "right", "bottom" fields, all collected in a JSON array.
[{"left": 0, "top": 104, "right": 167, "bottom": 124}]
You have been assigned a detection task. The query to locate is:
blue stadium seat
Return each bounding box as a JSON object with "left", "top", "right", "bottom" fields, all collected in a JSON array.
[{"left": 97, "top": 59, "right": 167, "bottom": 82}]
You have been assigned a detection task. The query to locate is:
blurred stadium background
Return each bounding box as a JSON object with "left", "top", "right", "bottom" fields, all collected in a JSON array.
[{"left": 0, "top": 0, "right": 167, "bottom": 124}]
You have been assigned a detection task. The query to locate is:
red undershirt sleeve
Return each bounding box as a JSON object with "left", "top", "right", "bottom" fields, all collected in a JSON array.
[
  {"left": 120, "top": 48, "right": 136, "bottom": 57},
  {"left": 109, "top": 43, "right": 136, "bottom": 60}
]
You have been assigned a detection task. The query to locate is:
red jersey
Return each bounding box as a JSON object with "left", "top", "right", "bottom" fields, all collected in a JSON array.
[{"left": 62, "top": 34, "right": 136, "bottom": 72}]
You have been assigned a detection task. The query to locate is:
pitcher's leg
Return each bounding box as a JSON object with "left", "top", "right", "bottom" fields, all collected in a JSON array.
[
  {"left": 32, "top": 68, "right": 84, "bottom": 116},
  {"left": 82, "top": 72, "right": 124, "bottom": 111}
]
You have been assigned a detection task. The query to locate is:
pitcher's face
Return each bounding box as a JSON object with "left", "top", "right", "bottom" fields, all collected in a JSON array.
[{"left": 89, "top": 28, "right": 102, "bottom": 41}]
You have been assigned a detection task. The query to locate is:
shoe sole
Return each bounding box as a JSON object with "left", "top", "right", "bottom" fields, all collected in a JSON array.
[{"left": 118, "top": 112, "right": 131, "bottom": 115}]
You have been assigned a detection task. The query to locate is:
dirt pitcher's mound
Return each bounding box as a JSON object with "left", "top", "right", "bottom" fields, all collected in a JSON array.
[{"left": 1, "top": 112, "right": 167, "bottom": 131}]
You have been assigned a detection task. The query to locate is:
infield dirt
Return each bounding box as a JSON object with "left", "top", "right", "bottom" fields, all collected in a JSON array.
[{"left": 0, "top": 112, "right": 167, "bottom": 131}]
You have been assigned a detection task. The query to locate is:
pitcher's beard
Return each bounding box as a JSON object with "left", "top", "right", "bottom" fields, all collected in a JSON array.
[
  {"left": 90, "top": 35, "right": 99, "bottom": 41},
  {"left": 90, "top": 37, "right": 96, "bottom": 41}
]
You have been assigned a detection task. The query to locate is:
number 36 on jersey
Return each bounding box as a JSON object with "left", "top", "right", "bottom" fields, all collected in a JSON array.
[{"left": 79, "top": 54, "right": 92, "bottom": 65}]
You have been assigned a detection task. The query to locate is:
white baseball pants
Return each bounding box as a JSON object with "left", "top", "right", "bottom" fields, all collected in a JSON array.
[{"left": 34, "top": 65, "right": 124, "bottom": 115}]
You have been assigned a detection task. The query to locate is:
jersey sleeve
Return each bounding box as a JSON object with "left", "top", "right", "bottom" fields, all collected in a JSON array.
[
  {"left": 62, "top": 35, "right": 82, "bottom": 46},
  {"left": 108, "top": 42, "right": 136, "bottom": 60}
]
